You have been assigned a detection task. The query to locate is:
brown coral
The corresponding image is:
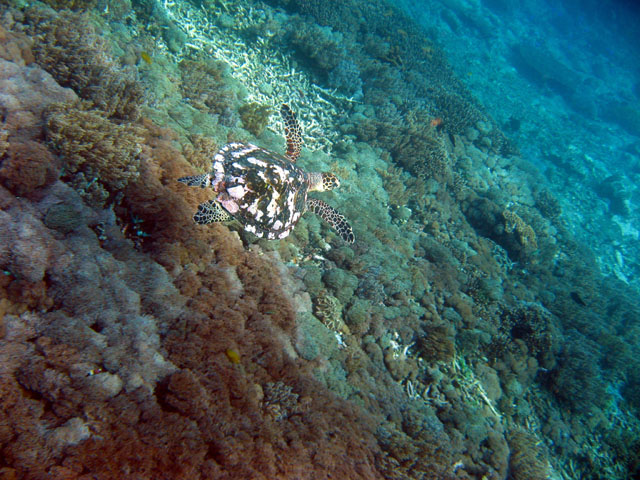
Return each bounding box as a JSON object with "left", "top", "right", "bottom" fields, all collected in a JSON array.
[
  {"left": 179, "top": 56, "right": 238, "bottom": 125},
  {"left": 0, "top": 25, "right": 34, "bottom": 65},
  {"left": 239, "top": 102, "right": 273, "bottom": 137},
  {"left": 314, "top": 290, "right": 349, "bottom": 333},
  {"left": 27, "top": 8, "right": 143, "bottom": 121},
  {"left": 507, "top": 429, "right": 551, "bottom": 480},
  {"left": 503, "top": 209, "right": 538, "bottom": 251},
  {"left": 45, "top": 103, "right": 143, "bottom": 204},
  {"left": 0, "top": 140, "right": 59, "bottom": 196}
]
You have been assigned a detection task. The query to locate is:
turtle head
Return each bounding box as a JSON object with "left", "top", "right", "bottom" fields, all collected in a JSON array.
[{"left": 309, "top": 172, "right": 340, "bottom": 192}]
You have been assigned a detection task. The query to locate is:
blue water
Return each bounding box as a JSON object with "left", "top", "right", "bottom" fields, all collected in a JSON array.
[{"left": 399, "top": 0, "right": 640, "bottom": 286}]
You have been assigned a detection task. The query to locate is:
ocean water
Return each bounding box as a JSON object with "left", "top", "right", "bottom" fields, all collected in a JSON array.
[{"left": 0, "top": 0, "right": 639, "bottom": 479}]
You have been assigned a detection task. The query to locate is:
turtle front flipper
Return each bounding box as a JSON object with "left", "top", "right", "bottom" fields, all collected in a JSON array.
[
  {"left": 281, "top": 104, "right": 302, "bottom": 162},
  {"left": 307, "top": 198, "right": 355, "bottom": 243},
  {"left": 194, "top": 200, "right": 231, "bottom": 224},
  {"left": 178, "top": 173, "right": 211, "bottom": 188}
]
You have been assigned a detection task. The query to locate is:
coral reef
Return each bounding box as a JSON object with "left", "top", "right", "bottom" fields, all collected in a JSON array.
[
  {"left": 239, "top": 102, "right": 273, "bottom": 137},
  {"left": 314, "top": 290, "right": 348, "bottom": 334},
  {"left": 45, "top": 103, "right": 143, "bottom": 206},
  {"left": 0, "top": 140, "right": 59, "bottom": 197},
  {"left": 507, "top": 428, "right": 551, "bottom": 480},
  {"left": 502, "top": 208, "right": 538, "bottom": 252},
  {"left": 26, "top": 7, "right": 143, "bottom": 121},
  {"left": 178, "top": 56, "right": 239, "bottom": 126},
  {"left": 1, "top": 1, "right": 639, "bottom": 479}
]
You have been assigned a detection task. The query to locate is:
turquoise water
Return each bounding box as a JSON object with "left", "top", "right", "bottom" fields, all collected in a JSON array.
[{"left": 0, "top": 0, "right": 638, "bottom": 478}]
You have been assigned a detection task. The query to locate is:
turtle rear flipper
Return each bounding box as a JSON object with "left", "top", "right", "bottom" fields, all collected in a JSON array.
[
  {"left": 307, "top": 198, "right": 355, "bottom": 243},
  {"left": 194, "top": 200, "right": 231, "bottom": 224}
]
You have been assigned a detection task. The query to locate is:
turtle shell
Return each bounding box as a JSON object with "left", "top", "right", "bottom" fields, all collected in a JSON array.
[{"left": 211, "top": 142, "right": 309, "bottom": 239}]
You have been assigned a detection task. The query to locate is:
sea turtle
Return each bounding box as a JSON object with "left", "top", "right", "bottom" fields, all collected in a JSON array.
[{"left": 178, "top": 104, "right": 355, "bottom": 243}]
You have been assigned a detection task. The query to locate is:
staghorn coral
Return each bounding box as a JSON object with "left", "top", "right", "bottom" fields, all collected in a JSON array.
[
  {"left": 45, "top": 103, "right": 143, "bottom": 206},
  {"left": 26, "top": 8, "right": 143, "bottom": 121},
  {"left": 432, "top": 89, "right": 483, "bottom": 137},
  {"left": 394, "top": 127, "right": 451, "bottom": 184},
  {"left": 354, "top": 112, "right": 452, "bottom": 186}
]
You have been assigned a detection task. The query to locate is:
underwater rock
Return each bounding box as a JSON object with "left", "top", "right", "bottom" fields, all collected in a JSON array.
[
  {"left": 49, "top": 417, "right": 90, "bottom": 447},
  {"left": 595, "top": 173, "right": 634, "bottom": 216},
  {"left": 44, "top": 201, "right": 85, "bottom": 233},
  {"left": 511, "top": 42, "right": 581, "bottom": 98}
]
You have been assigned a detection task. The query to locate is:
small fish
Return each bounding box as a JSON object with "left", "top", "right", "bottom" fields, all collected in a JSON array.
[
  {"left": 430, "top": 117, "right": 444, "bottom": 132},
  {"left": 86, "top": 366, "right": 106, "bottom": 376},
  {"left": 140, "top": 51, "right": 152, "bottom": 65},
  {"left": 225, "top": 348, "right": 241, "bottom": 364}
]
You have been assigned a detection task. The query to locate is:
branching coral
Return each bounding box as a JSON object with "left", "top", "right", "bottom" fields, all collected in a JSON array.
[
  {"left": 26, "top": 8, "right": 143, "bottom": 121},
  {"left": 507, "top": 428, "right": 551, "bottom": 480},
  {"left": 355, "top": 112, "right": 452, "bottom": 186},
  {"left": 178, "top": 56, "right": 238, "bottom": 126},
  {"left": 314, "top": 290, "right": 348, "bottom": 333},
  {"left": 393, "top": 127, "right": 451, "bottom": 184},
  {"left": 45, "top": 103, "right": 143, "bottom": 206},
  {"left": 262, "top": 381, "right": 303, "bottom": 421},
  {"left": 503, "top": 209, "right": 538, "bottom": 252},
  {"left": 432, "top": 90, "right": 483, "bottom": 137},
  {"left": 239, "top": 102, "right": 273, "bottom": 137}
]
